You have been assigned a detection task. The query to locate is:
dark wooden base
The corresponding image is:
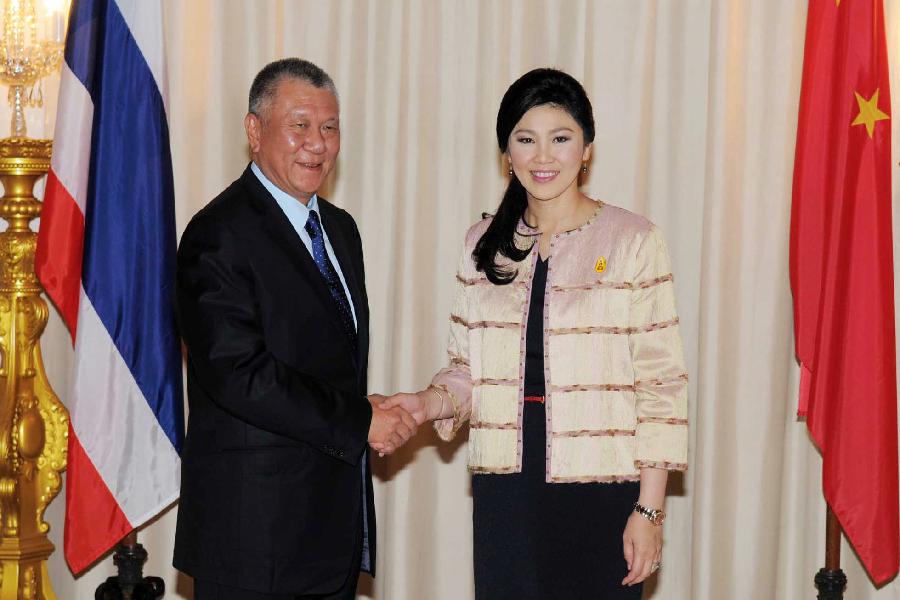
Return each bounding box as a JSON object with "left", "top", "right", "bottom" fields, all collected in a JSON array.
[
  {"left": 94, "top": 542, "right": 164, "bottom": 600},
  {"left": 814, "top": 568, "right": 847, "bottom": 600}
]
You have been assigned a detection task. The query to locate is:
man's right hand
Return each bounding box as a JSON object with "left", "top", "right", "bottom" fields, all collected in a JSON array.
[{"left": 367, "top": 394, "right": 418, "bottom": 455}]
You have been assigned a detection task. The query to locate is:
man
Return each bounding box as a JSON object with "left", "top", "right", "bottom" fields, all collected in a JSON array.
[{"left": 173, "top": 58, "right": 416, "bottom": 599}]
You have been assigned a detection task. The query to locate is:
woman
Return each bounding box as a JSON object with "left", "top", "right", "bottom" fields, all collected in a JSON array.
[{"left": 380, "top": 68, "right": 688, "bottom": 598}]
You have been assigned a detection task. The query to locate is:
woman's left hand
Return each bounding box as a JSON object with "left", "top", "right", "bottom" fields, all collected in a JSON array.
[{"left": 621, "top": 512, "right": 662, "bottom": 586}]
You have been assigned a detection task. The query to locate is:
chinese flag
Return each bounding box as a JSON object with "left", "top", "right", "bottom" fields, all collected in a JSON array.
[{"left": 791, "top": 0, "right": 899, "bottom": 585}]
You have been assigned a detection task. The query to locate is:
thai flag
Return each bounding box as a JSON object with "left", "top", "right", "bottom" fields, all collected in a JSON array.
[{"left": 35, "top": 0, "right": 183, "bottom": 574}]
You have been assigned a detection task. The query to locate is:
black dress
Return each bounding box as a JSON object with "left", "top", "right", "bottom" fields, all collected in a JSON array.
[{"left": 472, "top": 257, "right": 642, "bottom": 600}]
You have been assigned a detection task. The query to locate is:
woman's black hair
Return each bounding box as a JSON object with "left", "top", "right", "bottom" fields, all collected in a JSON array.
[{"left": 473, "top": 68, "right": 595, "bottom": 285}]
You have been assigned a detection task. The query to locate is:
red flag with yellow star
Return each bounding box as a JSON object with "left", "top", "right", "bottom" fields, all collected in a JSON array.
[{"left": 791, "top": 0, "right": 898, "bottom": 585}]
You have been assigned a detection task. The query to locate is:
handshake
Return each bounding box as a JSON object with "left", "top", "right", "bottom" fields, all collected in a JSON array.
[{"left": 366, "top": 390, "right": 441, "bottom": 456}]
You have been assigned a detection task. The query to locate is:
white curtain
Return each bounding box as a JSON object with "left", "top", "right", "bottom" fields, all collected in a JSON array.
[{"left": 32, "top": 1, "right": 900, "bottom": 598}]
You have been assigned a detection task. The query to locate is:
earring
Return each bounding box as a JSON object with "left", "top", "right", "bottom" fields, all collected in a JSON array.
[
  {"left": 581, "top": 163, "right": 588, "bottom": 174},
  {"left": 508, "top": 164, "right": 514, "bottom": 177}
]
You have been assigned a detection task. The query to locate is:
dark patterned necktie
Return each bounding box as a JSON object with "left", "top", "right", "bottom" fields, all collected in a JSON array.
[{"left": 304, "top": 210, "right": 357, "bottom": 351}]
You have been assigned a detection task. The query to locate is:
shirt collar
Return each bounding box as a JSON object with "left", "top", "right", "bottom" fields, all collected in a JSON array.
[
  {"left": 250, "top": 162, "right": 319, "bottom": 217},
  {"left": 515, "top": 201, "right": 604, "bottom": 237}
]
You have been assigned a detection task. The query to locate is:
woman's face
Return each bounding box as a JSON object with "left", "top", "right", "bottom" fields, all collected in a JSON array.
[{"left": 507, "top": 104, "right": 591, "bottom": 202}]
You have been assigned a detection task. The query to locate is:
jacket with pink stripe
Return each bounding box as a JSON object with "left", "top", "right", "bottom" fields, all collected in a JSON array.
[{"left": 432, "top": 202, "right": 688, "bottom": 482}]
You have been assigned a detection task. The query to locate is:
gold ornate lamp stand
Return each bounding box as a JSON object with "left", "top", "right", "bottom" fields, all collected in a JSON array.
[{"left": 0, "top": 137, "right": 68, "bottom": 600}]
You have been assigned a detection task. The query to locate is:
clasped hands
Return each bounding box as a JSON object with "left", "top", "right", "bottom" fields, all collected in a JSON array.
[{"left": 366, "top": 390, "right": 436, "bottom": 456}]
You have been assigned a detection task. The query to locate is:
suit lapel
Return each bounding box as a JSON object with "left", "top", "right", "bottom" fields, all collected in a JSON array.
[{"left": 239, "top": 167, "right": 356, "bottom": 360}]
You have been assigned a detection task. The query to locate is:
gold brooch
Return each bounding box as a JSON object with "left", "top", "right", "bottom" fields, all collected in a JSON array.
[{"left": 594, "top": 257, "right": 607, "bottom": 273}]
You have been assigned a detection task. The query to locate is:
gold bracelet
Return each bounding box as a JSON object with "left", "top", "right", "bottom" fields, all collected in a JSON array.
[
  {"left": 428, "top": 386, "right": 446, "bottom": 421},
  {"left": 433, "top": 384, "right": 460, "bottom": 427}
]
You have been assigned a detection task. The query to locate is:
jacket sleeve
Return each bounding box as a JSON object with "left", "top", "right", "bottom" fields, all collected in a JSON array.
[
  {"left": 628, "top": 225, "right": 689, "bottom": 470},
  {"left": 431, "top": 242, "right": 474, "bottom": 441},
  {"left": 176, "top": 214, "right": 371, "bottom": 464}
]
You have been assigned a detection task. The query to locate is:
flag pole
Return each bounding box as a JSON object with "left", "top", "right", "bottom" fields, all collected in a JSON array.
[
  {"left": 814, "top": 505, "right": 847, "bottom": 599},
  {"left": 94, "top": 530, "right": 165, "bottom": 600}
]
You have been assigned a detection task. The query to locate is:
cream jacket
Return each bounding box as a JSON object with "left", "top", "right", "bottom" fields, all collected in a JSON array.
[{"left": 431, "top": 202, "right": 688, "bottom": 482}]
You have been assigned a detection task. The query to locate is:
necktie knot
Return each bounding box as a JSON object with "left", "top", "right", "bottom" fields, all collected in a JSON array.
[{"left": 305, "top": 210, "right": 322, "bottom": 239}]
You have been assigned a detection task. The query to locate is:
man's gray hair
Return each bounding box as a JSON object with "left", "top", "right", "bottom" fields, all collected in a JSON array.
[{"left": 248, "top": 58, "right": 338, "bottom": 117}]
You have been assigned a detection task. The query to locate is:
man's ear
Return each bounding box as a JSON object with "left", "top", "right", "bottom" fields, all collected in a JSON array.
[{"left": 245, "top": 112, "right": 261, "bottom": 154}]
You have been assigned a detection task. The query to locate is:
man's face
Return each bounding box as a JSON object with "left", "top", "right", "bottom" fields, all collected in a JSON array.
[{"left": 245, "top": 78, "right": 340, "bottom": 203}]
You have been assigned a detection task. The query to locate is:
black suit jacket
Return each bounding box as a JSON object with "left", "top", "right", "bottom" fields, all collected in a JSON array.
[{"left": 173, "top": 166, "right": 375, "bottom": 595}]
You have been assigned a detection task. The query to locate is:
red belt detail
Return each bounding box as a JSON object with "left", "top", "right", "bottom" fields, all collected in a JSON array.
[{"left": 524, "top": 395, "right": 545, "bottom": 403}]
